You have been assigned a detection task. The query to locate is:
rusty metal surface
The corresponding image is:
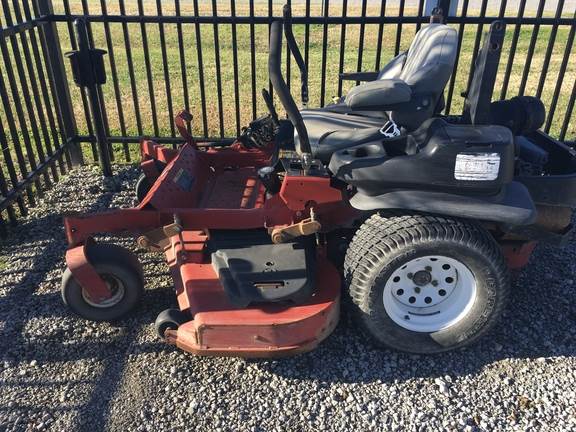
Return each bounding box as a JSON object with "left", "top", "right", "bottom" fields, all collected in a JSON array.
[{"left": 501, "top": 242, "right": 537, "bottom": 270}]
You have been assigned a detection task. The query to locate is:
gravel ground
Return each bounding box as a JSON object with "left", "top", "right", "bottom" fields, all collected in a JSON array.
[{"left": 1, "top": 164, "right": 576, "bottom": 432}]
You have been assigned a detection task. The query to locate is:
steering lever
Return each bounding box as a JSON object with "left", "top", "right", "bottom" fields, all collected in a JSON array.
[{"left": 261, "top": 89, "right": 280, "bottom": 128}]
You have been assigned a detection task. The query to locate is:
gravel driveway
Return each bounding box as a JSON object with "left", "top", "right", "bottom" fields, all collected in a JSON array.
[{"left": 1, "top": 165, "right": 575, "bottom": 432}]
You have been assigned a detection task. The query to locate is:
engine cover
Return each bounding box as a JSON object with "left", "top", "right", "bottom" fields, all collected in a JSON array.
[{"left": 329, "top": 118, "right": 515, "bottom": 196}]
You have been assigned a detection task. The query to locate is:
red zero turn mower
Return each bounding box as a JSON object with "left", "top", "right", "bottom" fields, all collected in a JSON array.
[{"left": 61, "top": 8, "right": 576, "bottom": 355}]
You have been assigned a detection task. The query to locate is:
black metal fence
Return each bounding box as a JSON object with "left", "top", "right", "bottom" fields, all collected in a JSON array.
[{"left": 0, "top": 0, "right": 575, "bottom": 235}]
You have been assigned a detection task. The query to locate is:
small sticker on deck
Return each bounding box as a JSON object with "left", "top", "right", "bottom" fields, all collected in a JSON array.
[
  {"left": 173, "top": 168, "right": 194, "bottom": 191},
  {"left": 454, "top": 153, "right": 501, "bottom": 181}
]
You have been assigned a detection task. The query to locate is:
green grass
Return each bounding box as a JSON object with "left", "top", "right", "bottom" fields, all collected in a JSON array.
[{"left": 0, "top": 1, "right": 574, "bottom": 178}]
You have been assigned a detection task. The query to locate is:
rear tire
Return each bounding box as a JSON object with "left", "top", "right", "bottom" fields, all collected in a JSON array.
[
  {"left": 61, "top": 244, "right": 144, "bottom": 322},
  {"left": 344, "top": 212, "right": 509, "bottom": 354}
]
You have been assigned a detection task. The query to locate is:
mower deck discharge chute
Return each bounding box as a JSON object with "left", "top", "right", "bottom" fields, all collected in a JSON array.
[{"left": 61, "top": 7, "right": 576, "bottom": 356}]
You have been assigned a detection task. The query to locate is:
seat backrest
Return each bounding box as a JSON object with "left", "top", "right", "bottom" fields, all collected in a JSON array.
[
  {"left": 392, "top": 24, "right": 458, "bottom": 129},
  {"left": 400, "top": 24, "right": 457, "bottom": 92},
  {"left": 377, "top": 51, "right": 407, "bottom": 80}
]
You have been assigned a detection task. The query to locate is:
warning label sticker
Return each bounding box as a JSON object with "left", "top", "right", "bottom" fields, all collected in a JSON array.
[
  {"left": 454, "top": 153, "right": 501, "bottom": 181},
  {"left": 173, "top": 168, "right": 195, "bottom": 191}
]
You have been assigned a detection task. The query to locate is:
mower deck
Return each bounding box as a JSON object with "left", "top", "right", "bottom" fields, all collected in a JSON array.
[
  {"left": 62, "top": 137, "right": 352, "bottom": 357},
  {"left": 164, "top": 230, "right": 340, "bottom": 357},
  {"left": 199, "top": 167, "right": 265, "bottom": 209}
]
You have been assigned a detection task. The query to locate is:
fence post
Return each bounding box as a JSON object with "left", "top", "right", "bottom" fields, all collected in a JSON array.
[
  {"left": 36, "top": 0, "right": 83, "bottom": 166},
  {"left": 67, "top": 18, "right": 112, "bottom": 177}
]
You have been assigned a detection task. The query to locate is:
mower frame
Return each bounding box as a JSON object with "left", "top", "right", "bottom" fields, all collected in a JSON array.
[{"left": 60, "top": 9, "right": 574, "bottom": 357}]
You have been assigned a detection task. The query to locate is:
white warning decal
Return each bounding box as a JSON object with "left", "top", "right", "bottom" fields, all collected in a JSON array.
[{"left": 454, "top": 153, "right": 501, "bottom": 181}]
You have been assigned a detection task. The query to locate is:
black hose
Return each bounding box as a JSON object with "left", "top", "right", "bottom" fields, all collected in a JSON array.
[
  {"left": 283, "top": 4, "right": 309, "bottom": 106},
  {"left": 269, "top": 20, "right": 311, "bottom": 155},
  {"left": 261, "top": 89, "right": 279, "bottom": 127}
]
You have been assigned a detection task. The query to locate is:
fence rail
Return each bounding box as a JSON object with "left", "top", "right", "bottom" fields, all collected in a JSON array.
[
  {"left": 0, "top": 0, "right": 575, "bottom": 235},
  {"left": 44, "top": 14, "right": 576, "bottom": 25}
]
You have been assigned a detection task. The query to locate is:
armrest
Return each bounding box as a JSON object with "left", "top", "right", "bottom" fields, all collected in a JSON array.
[
  {"left": 345, "top": 79, "right": 412, "bottom": 111},
  {"left": 339, "top": 71, "right": 379, "bottom": 82}
]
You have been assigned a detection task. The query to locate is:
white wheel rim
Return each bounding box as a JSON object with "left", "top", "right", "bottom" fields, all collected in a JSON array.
[
  {"left": 82, "top": 274, "right": 125, "bottom": 308},
  {"left": 382, "top": 255, "right": 477, "bottom": 333}
]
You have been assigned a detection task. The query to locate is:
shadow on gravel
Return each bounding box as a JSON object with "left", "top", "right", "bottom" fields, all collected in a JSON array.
[
  {"left": 0, "top": 185, "right": 154, "bottom": 431},
  {"left": 69, "top": 282, "right": 178, "bottom": 432},
  {"left": 257, "top": 241, "right": 576, "bottom": 384},
  {"left": 0, "top": 191, "right": 115, "bottom": 355},
  {"left": 2, "top": 166, "right": 576, "bottom": 431}
]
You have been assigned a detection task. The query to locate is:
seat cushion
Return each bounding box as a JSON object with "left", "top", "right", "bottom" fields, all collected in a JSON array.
[
  {"left": 345, "top": 79, "right": 412, "bottom": 111},
  {"left": 321, "top": 100, "right": 390, "bottom": 120},
  {"left": 316, "top": 127, "right": 386, "bottom": 163},
  {"left": 295, "top": 109, "right": 386, "bottom": 161}
]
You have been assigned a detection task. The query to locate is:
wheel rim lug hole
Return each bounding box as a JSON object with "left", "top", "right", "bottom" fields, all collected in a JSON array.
[
  {"left": 384, "top": 255, "right": 476, "bottom": 333},
  {"left": 390, "top": 259, "right": 460, "bottom": 307}
]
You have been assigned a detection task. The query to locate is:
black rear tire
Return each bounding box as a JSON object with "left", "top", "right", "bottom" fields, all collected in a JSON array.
[
  {"left": 135, "top": 173, "right": 152, "bottom": 203},
  {"left": 61, "top": 244, "right": 144, "bottom": 322},
  {"left": 344, "top": 211, "right": 509, "bottom": 354}
]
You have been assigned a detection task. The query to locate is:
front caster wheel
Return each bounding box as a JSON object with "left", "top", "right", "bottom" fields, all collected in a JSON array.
[
  {"left": 155, "top": 308, "right": 189, "bottom": 339},
  {"left": 344, "top": 212, "right": 510, "bottom": 354},
  {"left": 135, "top": 173, "right": 152, "bottom": 203},
  {"left": 61, "top": 244, "right": 144, "bottom": 321}
]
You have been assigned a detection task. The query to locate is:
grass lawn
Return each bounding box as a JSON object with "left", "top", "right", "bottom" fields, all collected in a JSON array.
[{"left": 0, "top": 1, "right": 574, "bottom": 169}]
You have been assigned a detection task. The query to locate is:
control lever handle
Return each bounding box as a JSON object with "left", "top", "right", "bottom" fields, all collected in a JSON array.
[{"left": 261, "top": 89, "right": 280, "bottom": 128}]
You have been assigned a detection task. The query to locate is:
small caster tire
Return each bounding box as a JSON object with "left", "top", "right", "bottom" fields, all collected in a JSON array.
[
  {"left": 155, "top": 308, "right": 189, "bottom": 339},
  {"left": 61, "top": 243, "right": 144, "bottom": 322},
  {"left": 135, "top": 173, "right": 152, "bottom": 203}
]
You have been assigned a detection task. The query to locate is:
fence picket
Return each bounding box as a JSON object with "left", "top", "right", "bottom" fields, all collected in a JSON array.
[{"left": 0, "top": 0, "right": 574, "bottom": 234}]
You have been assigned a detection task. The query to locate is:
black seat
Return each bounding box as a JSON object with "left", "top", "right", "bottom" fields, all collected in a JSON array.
[
  {"left": 293, "top": 111, "right": 385, "bottom": 162},
  {"left": 295, "top": 23, "right": 458, "bottom": 163},
  {"left": 320, "top": 50, "right": 408, "bottom": 118}
]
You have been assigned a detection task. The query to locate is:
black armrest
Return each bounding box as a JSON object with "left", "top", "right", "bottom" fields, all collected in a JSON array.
[
  {"left": 339, "top": 71, "right": 379, "bottom": 82},
  {"left": 345, "top": 79, "right": 412, "bottom": 111}
]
